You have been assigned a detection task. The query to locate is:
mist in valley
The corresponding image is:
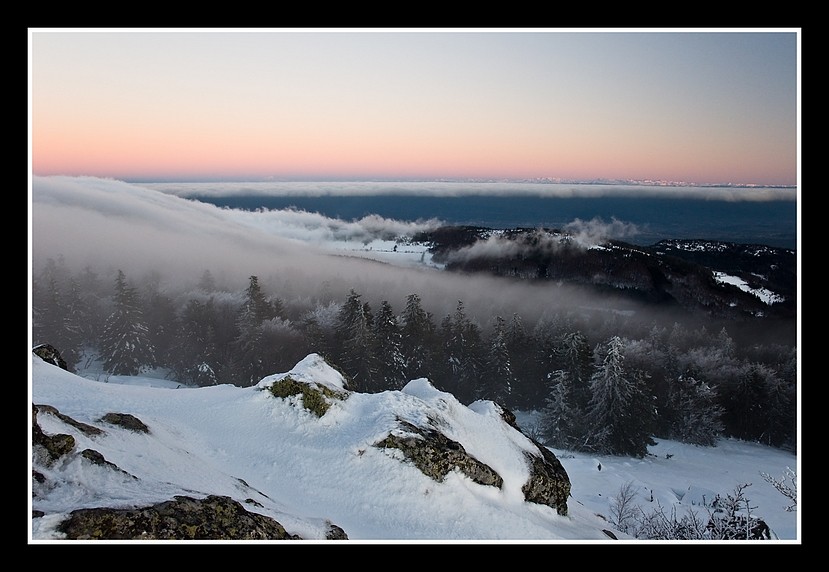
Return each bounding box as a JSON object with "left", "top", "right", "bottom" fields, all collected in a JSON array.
[{"left": 32, "top": 176, "right": 693, "bottom": 332}]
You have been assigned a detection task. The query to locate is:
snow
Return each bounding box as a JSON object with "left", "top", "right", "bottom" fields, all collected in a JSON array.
[
  {"left": 327, "top": 238, "right": 444, "bottom": 269},
  {"left": 30, "top": 353, "right": 800, "bottom": 544},
  {"left": 712, "top": 271, "right": 785, "bottom": 304}
]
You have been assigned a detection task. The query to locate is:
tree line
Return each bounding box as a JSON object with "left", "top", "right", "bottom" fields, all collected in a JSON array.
[{"left": 31, "top": 258, "right": 797, "bottom": 456}]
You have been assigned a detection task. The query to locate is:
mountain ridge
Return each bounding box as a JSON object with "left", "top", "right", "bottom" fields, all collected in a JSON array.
[{"left": 414, "top": 226, "right": 796, "bottom": 322}]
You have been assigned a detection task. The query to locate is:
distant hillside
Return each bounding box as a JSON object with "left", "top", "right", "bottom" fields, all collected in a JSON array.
[{"left": 414, "top": 226, "right": 796, "bottom": 321}]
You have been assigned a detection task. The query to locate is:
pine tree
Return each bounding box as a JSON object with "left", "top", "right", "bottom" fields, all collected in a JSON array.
[
  {"left": 99, "top": 270, "right": 157, "bottom": 376},
  {"left": 400, "top": 293, "right": 435, "bottom": 380},
  {"left": 483, "top": 315, "right": 515, "bottom": 405},
  {"left": 665, "top": 371, "right": 724, "bottom": 446},
  {"left": 720, "top": 362, "right": 794, "bottom": 447},
  {"left": 505, "top": 313, "right": 537, "bottom": 408},
  {"left": 232, "top": 275, "right": 280, "bottom": 386},
  {"left": 32, "top": 262, "right": 85, "bottom": 371},
  {"left": 537, "top": 330, "right": 595, "bottom": 447},
  {"left": 585, "top": 336, "right": 656, "bottom": 458},
  {"left": 441, "top": 300, "right": 484, "bottom": 403},
  {"left": 141, "top": 276, "right": 178, "bottom": 370},
  {"left": 557, "top": 331, "right": 594, "bottom": 413},
  {"left": 538, "top": 330, "right": 594, "bottom": 451},
  {"left": 169, "top": 298, "right": 220, "bottom": 386},
  {"left": 198, "top": 269, "right": 217, "bottom": 292},
  {"left": 301, "top": 301, "right": 341, "bottom": 360},
  {"left": 540, "top": 370, "right": 581, "bottom": 449},
  {"left": 334, "top": 290, "right": 379, "bottom": 392},
  {"left": 374, "top": 300, "right": 407, "bottom": 391},
  {"left": 61, "top": 277, "right": 93, "bottom": 369},
  {"left": 75, "top": 266, "right": 108, "bottom": 350}
]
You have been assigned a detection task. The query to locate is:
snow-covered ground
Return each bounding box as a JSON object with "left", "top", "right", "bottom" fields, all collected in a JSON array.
[
  {"left": 32, "top": 356, "right": 799, "bottom": 543},
  {"left": 713, "top": 271, "right": 785, "bottom": 305},
  {"left": 326, "top": 238, "right": 444, "bottom": 269}
]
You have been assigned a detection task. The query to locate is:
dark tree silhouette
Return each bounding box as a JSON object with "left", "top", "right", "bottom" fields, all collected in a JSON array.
[
  {"left": 664, "top": 371, "right": 724, "bottom": 446},
  {"left": 232, "top": 275, "right": 281, "bottom": 386},
  {"left": 32, "top": 259, "right": 86, "bottom": 371},
  {"left": 169, "top": 298, "right": 220, "bottom": 386}
]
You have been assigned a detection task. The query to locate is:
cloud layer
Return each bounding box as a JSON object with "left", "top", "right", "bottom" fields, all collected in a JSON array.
[
  {"left": 145, "top": 180, "right": 797, "bottom": 202},
  {"left": 31, "top": 176, "right": 664, "bottom": 325}
]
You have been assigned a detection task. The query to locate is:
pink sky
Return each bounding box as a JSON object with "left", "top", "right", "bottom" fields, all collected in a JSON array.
[{"left": 29, "top": 29, "right": 799, "bottom": 186}]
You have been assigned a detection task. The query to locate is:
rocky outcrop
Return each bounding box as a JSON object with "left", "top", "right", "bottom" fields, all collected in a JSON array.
[
  {"left": 33, "top": 349, "right": 573, "bottom": 539},
  {"left": 375, "top": 420, "right": 504, "bottom": 488},
  {"left": 521, "top": 448, "right": 571, "bottom": 515},
  {"left": 99, "top": 412, "right": 150, "bottom": 433},
  {"left": 35, "top": 404, "right": 104, "bottom": 437},
  {"left": 56, "top": 495, "right": 303, "bottom": 540},
  {"left": 32, "top": 404, "right": 76, "bottom": 464},
  {"left": 267, "top": 374, "right": 349, "bottom": 417},
  {"left": 31, "top": 400, "right": 322, "bottom": 540},
  {"left": 375, "top": 414, "right": 571, "bottom": 516},
  {"left": 32, "top": 344, "right": 68, "bottom": 370},
  {"left": 498, "top": 404, "right": 572, "bottom": 515}
]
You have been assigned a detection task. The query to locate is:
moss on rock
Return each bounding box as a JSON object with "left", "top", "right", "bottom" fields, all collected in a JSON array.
[{"left": 267, "top": 375, "right": 347, "bottom": 417}]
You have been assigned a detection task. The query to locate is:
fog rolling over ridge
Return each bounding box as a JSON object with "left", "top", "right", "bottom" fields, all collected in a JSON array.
[{"left": 31, "top": 176, "right": 690, "bottom": 327}]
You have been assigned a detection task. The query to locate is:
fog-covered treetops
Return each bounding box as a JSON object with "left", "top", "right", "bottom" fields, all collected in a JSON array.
[{"left": 32, "top": 258, "right": 797, "bottom": 454}]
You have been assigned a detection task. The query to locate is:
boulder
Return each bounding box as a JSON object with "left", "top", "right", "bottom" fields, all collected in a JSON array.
[{"left": 56, "top": 494, "right": 304, "bottom": 540}]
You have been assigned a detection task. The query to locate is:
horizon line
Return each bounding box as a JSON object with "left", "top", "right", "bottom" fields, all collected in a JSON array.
[{"left": 113, "top": 176, "right": 797, "bottom": 189}]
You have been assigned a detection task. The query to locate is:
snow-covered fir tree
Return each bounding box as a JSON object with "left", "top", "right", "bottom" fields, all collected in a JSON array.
[
  {"left": 334, "top": 290, "right": 379, "bottom": 392},
  {"left": 539, "top": 370, "right": 581, "bottom": 449},
  {"left": 539, "top": 330, "right": 594, "bottom": 448},
  {"left": 373, "top": 300, "right": 407, "bottom": 391},
  {"left": 399, "top": 293, "right": 442, "bottom": 384},
  {"left": 584, "top": 336, "right": 656, "bottom": 458},
  {"left": 664, "top": 371, "right": 724, "bottom": 446},
  {"left": 99, "top": 270, "right": 157, "bottom": 376},
  {"left": 442, "top": 300, "right": 484, "bottom": 403},
  {"left": 483, "top": 315, "right": 514, "bottom": 405}
]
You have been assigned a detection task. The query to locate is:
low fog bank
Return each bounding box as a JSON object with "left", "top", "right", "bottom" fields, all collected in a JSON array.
[
  {"left": 31, "top": 176, "right": 690, "bottom": 330},
  {"left": 442, "top": 219, "right": 642, "bottom": 266},
  {"left": 144, "top": 180, "right": 798, "bottom": 202},
  {"left": 32, "top": 175, "right": 799, "bottom": 362}
]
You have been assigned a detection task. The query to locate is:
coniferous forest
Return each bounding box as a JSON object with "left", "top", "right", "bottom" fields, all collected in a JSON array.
[{"left": 31, "top": 255, "right": 797, "bottom": 458}]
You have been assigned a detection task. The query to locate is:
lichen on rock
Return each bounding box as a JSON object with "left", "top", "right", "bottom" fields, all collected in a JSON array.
[
  {"left": 55, "top": 494, "right": 304, "bottom": 540},
  {"left": 374, "top": 420, "right": 503, "bottom": 488}
]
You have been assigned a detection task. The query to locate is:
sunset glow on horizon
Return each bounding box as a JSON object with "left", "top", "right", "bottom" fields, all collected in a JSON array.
[{"left": 29, "top": 28, "right": 800, "bottom": 187}]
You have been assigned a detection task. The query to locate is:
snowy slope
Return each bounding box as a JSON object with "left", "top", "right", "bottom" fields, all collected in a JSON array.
[{"left": 31, "top": 353, "right": 628, "bottom": 542}]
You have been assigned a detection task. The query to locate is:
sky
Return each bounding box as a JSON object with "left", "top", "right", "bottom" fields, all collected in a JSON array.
[
  {"left": 30, "top": 351, "right": 799, "bottom": 543},
  {"left": 28, "top": 28, "right": 799, "bottom": 187}
]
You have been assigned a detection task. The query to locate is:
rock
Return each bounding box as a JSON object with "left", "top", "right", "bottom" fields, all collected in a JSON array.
[
  {"left": 56, "top": 494, "right": 305, "bottom": 540},
  {"left": 32, "top": 404, "right": 75, "bottom": 464},
  {"left": 375, "top": 420, "right": 503, "bottom": 488},
  {"left": 99, "top": 412, "right": 150, "bottom": 433},
  {"left": 32, "top": 344, "right": 68, "bottom": 370}
]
